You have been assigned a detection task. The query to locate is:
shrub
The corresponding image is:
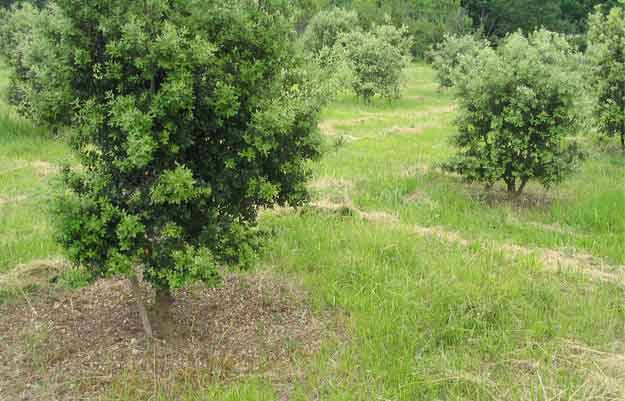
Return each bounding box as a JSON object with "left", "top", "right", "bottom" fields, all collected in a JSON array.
[
  {"left": 338, "top": 23, "right": 410, "bottom": 102},
  {"left": 0, "top": 2, "right": 73, "bottom": 128},
  {"left": 302, "top": 7, "right": 360, "bottom": 54},
  {"left": 427, "top": 33, "right": 489, "bottom": 89},
  {"left": 443, "top": 30, "right": 585, "bottom": 195},
  {"left": 9, "top": 0, "right": 323, "bottom": 336},
  {"left": 587, "top": 1, "right": 625, "bottom": 150}
]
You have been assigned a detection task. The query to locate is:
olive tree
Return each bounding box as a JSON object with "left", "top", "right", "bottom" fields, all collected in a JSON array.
[
  {"left": 302, "top": 7, "right": 360, "bottom": 54},
  {"left": 427, "top": 33, "right": 489, "bottom": 89},
  {"left": 337, "top": 23, "right": 411, "bottom": 102},
  {"left": 587, "top": 1, "right": 625, "bottom": 150},
  {"left": 443, "top": 30, "right": 584, "bottom": 195},
  {"left": 10, "top": 0, "right": 322, "bottom": 337}
]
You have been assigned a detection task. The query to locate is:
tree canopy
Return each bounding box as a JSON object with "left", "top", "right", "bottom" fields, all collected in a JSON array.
[
  {"left": 443, "top": 30, "right": 584, "bottom": 194},
  {"left": 461, "top": 0, "right": 620, "bottom": 40},
  {"left": 1, "top": 0, "right": 324, "bottom": 336},
  {"left": 587, "top": 0, "right": 625, "bottom": 149}
]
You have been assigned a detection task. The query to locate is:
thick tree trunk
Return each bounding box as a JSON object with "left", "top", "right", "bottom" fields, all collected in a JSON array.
[
  {"left": 620, "top": 132, "right": 624, "bottom": 152},
  {"left": 129, "top": 274, "right": 153, "bottom": 338}
]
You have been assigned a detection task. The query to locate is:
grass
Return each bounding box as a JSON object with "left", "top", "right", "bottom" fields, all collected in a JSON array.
[
  {"left": 0, "top": 62, "right": 623, "bottom": 400},
  {"left": 0, "top": 63, "right": 71, "bottom": 273}
]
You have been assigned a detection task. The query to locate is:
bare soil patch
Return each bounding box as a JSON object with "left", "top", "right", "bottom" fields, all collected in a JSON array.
[{"left": 0, "top": 272, "right": 327, "bottom": 400}]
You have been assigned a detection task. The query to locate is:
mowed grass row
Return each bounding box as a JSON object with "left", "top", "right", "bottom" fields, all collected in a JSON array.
[
  {"left": 257, "top": 64, "right": 624, "bottom": 400},
  {"left": 1, "top": 63, "right": 624, "bottom": 400}
]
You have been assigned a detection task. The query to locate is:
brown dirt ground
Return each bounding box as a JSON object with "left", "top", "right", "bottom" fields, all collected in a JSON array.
[{"left": 0, "top": 271, "right": 328, "bottom": 400}]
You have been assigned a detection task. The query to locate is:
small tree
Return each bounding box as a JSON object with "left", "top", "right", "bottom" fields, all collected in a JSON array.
[
  {"left": 337, "top": 23, "right": 411, "bottom": 103},
  {"left": 0, "top": 3, "right": 72, "bottom": 127},
  {"left": 443, "top": 30, "right": 584, "bottom": 195},
  {"left": 427, "top": 33, "right": 489, "bottom": 89},
  {"left": 587, "top": 1, "right": 625, "bottom": 151},
  {"left": 11, "top": 0, "right": 322, "bottom": 337},
  {"left": 302, "top": 7, "right": 360, "bottom": 55}
]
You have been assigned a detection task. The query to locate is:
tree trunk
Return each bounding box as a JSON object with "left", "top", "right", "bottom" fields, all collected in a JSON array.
[
  {"left": 151, "top": 287, "right": 175, "bottom": 339},
  {"left": 620, "top": 132, "right": 624, "bottom": 152},
  {"left": 129, "top": 274, "right": 153, "bottom": 338},
  {"left": 516, "top": 177, "right": 529, "bottom": 196},
  {"left": 505, "top": 178, "right": 516, "bottom": 194}
]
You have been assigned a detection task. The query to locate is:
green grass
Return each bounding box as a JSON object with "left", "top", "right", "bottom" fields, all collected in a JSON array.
[
  {"left": 0, "top": 63, "right": 623, "bottom": 400},
  {"left": 0, "top": 64, "right": 71, "bottom": 273}
]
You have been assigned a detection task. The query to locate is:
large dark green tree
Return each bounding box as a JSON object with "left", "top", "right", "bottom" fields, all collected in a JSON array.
[
  {"left": 7, "top": 0, "right": 323, "bottom": 337},
  {"left": 461, "top": 0, "right": 620, "bottom": 40}
]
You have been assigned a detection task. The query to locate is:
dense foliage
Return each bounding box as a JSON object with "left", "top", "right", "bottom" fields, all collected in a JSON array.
[
  {"left": 462, "top": 0, "right": 620, "bottom": 41},
  {"left": 302, "top": 6, "right": 359, "bottom": 54},
  {"left": 330, "top": 0, "right": 470, "bottom": 57},
  {"left": 427, "top": 33, "right": 489, "bottom": 88},
  {"left": 0, "top": 3, "right": 71, "bottom": 128},
  {"left": 4, "top": 0, "right": 322, "bottom": 324},
  {"left": 444, "top": 30, "right": 584, "bottom": 194},
  {"left": 1, "top": 0, "right": 46, "bottom": 8},
  {"left": 338, "top": 23, "right": 410, "bottom": 102},
  {"left": 587, "top": 1, "right": 625, "bottom": 150}
]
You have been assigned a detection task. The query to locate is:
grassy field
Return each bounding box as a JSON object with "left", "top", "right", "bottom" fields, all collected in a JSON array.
[{"left": 1, "top": 63, "right": 624, "bottom": 400}]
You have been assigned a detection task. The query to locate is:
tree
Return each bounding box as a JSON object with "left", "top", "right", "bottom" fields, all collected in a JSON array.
[
  {"left": 302, "top": 6, "right": 360, "bottom": 54},
  {"left": 337, "top": 22, "right": 411, "bottom": 102},
  {"left": 0, "top": 2, "right": 72, "bottom": 128},
  {"left": 327, "top": 0, "right": 469, "bottom": 58},
  {"left": 587, "top": 0, "right": 625, "bottom": 150},
  {"left": 9, "top": 0, "right": 322, "bottom": 337},
  {"left": 427, "top": 33, "right": 489, "bottom": 89},
  {"left": 461, "top": 0, "right": 620, "bottom": 41},
  {"left": 1, "top": 0, "right": 47, "bottom": 9},
  {"left": 443, "top": 30, "right": 584, "bottom": 195}
]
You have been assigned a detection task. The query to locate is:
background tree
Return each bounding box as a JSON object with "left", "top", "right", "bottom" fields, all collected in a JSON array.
[
  {"left": 461, "top": 0, "right": 619, "bottom": 41},
  {"left": 6, "top": 0, "right": 323, "bottom": 337},
  {"left": 302, "top": 6, "right": 360, "bottom": 54},
  {"left": 337, "top": 22, "right": 411, "bottom": 102},
  {"left": 427, "top": 33, "right": 489, "bottom": 88},
  {"left": 587, "top": 1, "right": 625, "bottom": 150},
  {"left": 443, "top": 30, "right": 584, "bottom": 195},
  {"left": 0, "top": 2, "right": 73, "bottom": 128},
  {"left": 325, "top": 0, "right": 470, "bottom": 58}
]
